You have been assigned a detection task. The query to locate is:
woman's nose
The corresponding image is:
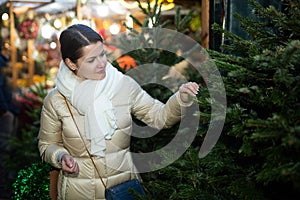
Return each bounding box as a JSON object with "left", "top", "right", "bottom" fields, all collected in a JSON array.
[{"left": 96, "top": 56, "right": 106, "bottom": 67}]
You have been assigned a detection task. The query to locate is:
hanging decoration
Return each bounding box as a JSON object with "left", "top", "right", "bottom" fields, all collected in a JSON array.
[{"left": 17, "top": 18, "right": 39, "bottom": 39}]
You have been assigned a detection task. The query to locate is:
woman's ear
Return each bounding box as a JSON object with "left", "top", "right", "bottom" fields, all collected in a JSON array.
[{"left": 65, "top": 58, "right": 78, "bottom": 71}]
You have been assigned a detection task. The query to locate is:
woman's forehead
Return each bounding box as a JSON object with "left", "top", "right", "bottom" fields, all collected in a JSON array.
[{"left": 82, "top": 41, "right": 103, "bottom": 57}]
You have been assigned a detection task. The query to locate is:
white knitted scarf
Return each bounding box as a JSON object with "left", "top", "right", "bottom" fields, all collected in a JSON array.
[{"left": 56, "top": 61, "right": 124, "bottom": 157}]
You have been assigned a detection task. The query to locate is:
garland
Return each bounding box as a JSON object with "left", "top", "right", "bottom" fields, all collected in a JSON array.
[
  {"left": 17, "top": 18, "right": 39, "bottom": 39},
  {"left": 11, "top": 162, "right": 53, "bottom": 199}
]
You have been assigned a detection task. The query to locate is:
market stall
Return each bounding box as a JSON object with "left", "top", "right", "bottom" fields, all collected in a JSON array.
[{"left": 0, "top": 0, "right": 203, "bottom": 88}]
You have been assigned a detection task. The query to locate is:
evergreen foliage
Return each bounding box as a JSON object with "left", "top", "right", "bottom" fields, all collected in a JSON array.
[
  {"left": 11, "top": 161, "right": 53, "bottom": 200},
  {"left": 123, "top": 0, "right": 300, "bottom": 199},
  {"left": 111, "top": 0, "right": 198, "bottom": 153},
  {"left": 206, "top": 0, "right": 300, "bottom": 199}
]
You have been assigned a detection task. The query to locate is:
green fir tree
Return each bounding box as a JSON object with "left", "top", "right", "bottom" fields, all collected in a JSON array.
[
  {"left": 204, "top": 0, "right": 300, "bottom": 199},
  {"left": 125, "top": 0, "right": 300, "bottom": 199}
]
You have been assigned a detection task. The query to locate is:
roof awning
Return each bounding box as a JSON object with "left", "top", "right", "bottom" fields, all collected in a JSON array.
[
  {"left": 0, "top": 0, "right": 177, "bottom": 17},
  {"left": 34, "top": 0, "right": 76, "bottom": 14},
  {"left": 0, "top": 0, "right": 54, "bottom": 8},
  {"left": 0, "top": 0, "right": 54, "bottom": 15},
  {"left": 0, "top": 0, "right": 134, "bottom": 16}
]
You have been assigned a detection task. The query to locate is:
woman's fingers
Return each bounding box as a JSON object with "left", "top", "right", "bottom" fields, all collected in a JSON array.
[
  {"left": 179, "top": 82, "right": 199, "bottom": 102},
  {"left": 180, "top": 82, "right": 199, "bottom": 95},
  {"left": 62, "top": 154, "right": 79, "bottom": 174}
]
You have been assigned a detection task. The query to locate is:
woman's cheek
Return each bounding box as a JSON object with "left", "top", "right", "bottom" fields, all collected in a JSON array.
[{"left": 77, "top": 64, "right": 93, "bottom": 79}]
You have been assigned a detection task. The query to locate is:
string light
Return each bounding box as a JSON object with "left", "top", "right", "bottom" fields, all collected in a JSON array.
[
  {"left": 109, "top": 23, "right": 120, "bottom": 35},
  {"left": 1, "top": 13, "right": 9, "bottom": 21}
]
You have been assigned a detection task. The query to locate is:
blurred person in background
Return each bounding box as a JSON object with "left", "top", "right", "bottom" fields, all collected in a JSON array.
[{"left": 0, "top": 40, "right": 19, "bottom": 198}]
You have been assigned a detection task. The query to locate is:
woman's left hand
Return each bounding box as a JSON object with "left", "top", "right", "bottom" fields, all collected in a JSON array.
[{"left": 179, "top": 82, "right": 199, "bottom": 103}]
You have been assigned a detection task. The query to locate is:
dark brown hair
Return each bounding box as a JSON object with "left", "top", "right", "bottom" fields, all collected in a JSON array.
[{"left": 59, "top": 24, "right": 103, "bottom": 63}]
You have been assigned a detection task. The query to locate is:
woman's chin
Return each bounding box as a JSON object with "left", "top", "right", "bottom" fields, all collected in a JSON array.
[{"left": 96, "top": 73, "right": 106, "bottom": 80}]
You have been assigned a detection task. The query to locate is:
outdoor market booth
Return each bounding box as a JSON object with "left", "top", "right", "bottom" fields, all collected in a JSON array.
[
  {"left": 0, "top": 0, "right": 138, "bottom": 88},
  {"left": 0, "top": 0, "right": 206, "bottom": 89}
]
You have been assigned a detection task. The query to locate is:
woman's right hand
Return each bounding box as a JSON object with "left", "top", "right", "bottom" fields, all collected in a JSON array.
[
  {"left": 179, "top": 82, "right": 199, "bottom": 103},
  {"left": 61, "top": 154, "right": 79, "bottom": 175}
]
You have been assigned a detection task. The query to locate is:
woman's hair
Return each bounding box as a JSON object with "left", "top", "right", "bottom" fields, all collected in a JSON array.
[{"left": 59, "top": 24, "right": 103, "bottom": 63}]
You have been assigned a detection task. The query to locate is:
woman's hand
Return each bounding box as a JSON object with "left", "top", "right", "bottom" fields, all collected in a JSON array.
[
  {"left": 61, "top": 154, "right": 79, "bottom": 175},
  {"left": 179, "top": 82, "right": 199, "bottom": 103}
]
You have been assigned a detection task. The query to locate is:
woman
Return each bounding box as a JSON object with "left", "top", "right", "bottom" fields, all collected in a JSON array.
[{"left": 38, "top": 24, "right": 199, "bottom": 200}]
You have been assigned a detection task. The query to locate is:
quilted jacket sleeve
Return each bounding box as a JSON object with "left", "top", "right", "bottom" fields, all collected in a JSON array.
[
  {"left": 129, "top": 76, "right": 192, "bottom": 130},
  {"left": 38, "top": 89, "right": 69, "bottom": 168}
]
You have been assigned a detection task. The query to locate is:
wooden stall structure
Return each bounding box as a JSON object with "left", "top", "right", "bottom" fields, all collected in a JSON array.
[
  {"left": 201, "top": 0, "right": 209, "bottom": 49},
  {"left": 1, "top": 0, "right": 53, "bottom": 87}
]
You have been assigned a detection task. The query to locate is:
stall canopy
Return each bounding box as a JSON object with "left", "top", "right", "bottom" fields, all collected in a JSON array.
[
  {"left": 0, "top": 0, "right": 139, "bottom": 16},
  {"left": 0, "top": 0, "right": 81, "bottom": 15},
  {"left": 34, "top": 0, "right": 78, "bottom": 15},
  {"left": 0, "top": 0, "right": 53, "bottom": 7},
  {"left": 0, "top": 0, "right": 54, "bottom": 15},
  {"left": 0, "top": 0, "right": 176, "bottom": 16},
  {"left": 34, "top": 0, "right": 130, "bottom": 16}
]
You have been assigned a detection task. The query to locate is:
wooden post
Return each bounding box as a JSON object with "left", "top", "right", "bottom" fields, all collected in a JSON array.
[
  {"left": 76, "top": 0, "right": 82, "bottom": 21},
  {"left": 201, "top": 0, "right": 209, "bottom": 49},
  {"left": 49, "top": 169, "right": 59, "bottom": 200},
  {"left": 27, "top": 39, "right": 34, "bottom": 85},
  {"left": 9, "top": 2, "right": 17, "bottom": 87}
]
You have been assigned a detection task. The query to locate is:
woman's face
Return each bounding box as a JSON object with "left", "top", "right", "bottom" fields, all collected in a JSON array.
[{"left": 76, "top": 41, "right": 107, "bottom": 80}]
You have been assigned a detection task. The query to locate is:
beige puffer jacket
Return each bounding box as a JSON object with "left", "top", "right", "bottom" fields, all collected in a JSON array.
[{"left": 38, "top": 75, "right": 190, "bottom": 200}]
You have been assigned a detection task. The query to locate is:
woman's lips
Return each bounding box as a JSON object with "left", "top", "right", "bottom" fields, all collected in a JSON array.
[{"left": 97, "top": 68, "right": 105, "bottom": 73}]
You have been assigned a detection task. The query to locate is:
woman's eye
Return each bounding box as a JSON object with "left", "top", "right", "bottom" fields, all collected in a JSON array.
[
  {"left": 100, "top": 52, "right": 105, "bottom": 57},
  {"left": 87, "top": 59, "right": 95, "bottom": 63}
]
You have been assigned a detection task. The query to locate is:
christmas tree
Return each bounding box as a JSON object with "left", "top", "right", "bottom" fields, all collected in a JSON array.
[
  {"left": 202, "top": 0, "right": 300, "bottom": 198},
  {"left": 126, "top": 0, "right": 300, "bottom": 199}
]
